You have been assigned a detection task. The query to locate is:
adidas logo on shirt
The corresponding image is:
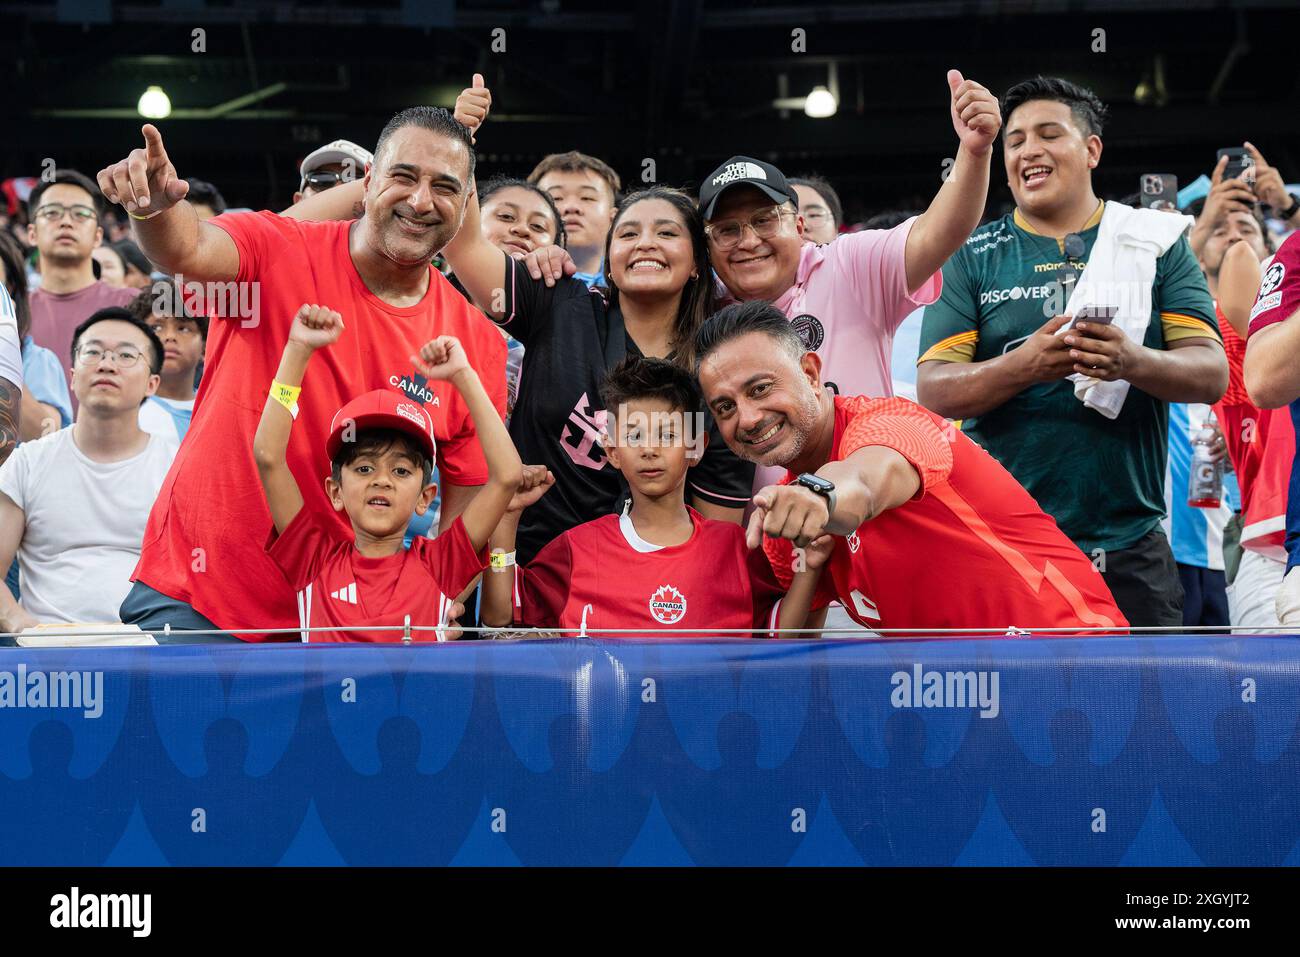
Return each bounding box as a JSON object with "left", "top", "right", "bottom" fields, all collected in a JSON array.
[{"left": 330, "top": 582, "right": 358, "bottom": 604}]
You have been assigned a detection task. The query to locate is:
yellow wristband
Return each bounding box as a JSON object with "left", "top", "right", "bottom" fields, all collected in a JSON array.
[
  {"left": 127, "top": 208, "right": 164, "bottom": 221},
  {"left": 489, "top": 550, "right": 516, "bottom": 569},
  {"left": 270, "top": 381, "right": 301, "bottom": 419}
]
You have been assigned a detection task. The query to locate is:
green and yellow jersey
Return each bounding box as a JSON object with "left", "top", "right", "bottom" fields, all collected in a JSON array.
[{"left": 918, "top": 202, "right": 1219, "bottom": 555}]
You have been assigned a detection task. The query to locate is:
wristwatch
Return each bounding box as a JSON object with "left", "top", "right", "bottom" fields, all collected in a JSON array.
[
  {"left": 795, "top": 473, "right": 837, "bottom": 523},
  {"left": 1278, "top": 193, "right": 1300, "bottom": 222}
]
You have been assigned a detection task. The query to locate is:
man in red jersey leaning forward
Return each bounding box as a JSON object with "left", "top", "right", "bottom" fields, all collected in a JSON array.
[
  {"left": 95, "top": 112, "right": 505, "bottom": 641},
  {"left": 694, "top": 300, "right": 1126, "bottom": 637}
]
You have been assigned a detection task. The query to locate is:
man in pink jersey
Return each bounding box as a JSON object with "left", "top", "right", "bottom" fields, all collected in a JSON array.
[
  {"left": 695, "top": 301, "right": 1126, "bottom": 636},
  {"left": 95, "top": 111, "right": 505, "bottom": 641},
  {"left": 698, "top": 70, "right": 1001, "bottom": 492}
]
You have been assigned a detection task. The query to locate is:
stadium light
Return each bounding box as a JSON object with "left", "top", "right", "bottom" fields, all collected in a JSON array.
[
  {"left": 804, "top": 85, "right": 838, "bottom": 119},
  {"left": 137, "top": 86, "right": 172, "bottom": 119}
]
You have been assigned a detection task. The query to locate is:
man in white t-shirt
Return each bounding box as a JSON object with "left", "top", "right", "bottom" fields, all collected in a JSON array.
[
  {"left": 0, "top": 307, "right": 176, "bottom": 634},
  {"left": 129, "top": 281, "right": 206, "bottom": 442}
]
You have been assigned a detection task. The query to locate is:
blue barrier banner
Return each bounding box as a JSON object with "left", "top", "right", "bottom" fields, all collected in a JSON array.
[{"left": 1, "top": 636, "right": 1298, "bottom": 866}]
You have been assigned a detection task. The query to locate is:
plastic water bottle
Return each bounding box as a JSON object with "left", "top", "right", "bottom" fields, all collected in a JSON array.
[
  {"left": 1187, "top": 411, "right": 1224, "bottom": 509},
  {"left": 504, "top": 336, "right": 525, "bottom": 426}
]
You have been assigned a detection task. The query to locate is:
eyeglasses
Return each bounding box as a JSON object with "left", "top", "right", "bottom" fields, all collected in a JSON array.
[
  {"left": 705, "top": 205, "right": 794, "bottom": 250},
  {"left": 147, "top": 322, "right": 200, "bottom": 339},
  {"left": 76, "top": 346, "right": 145, "bottom": 368},
  {"left": 35, "top": 203, "right": 96, "bottom": 224}
]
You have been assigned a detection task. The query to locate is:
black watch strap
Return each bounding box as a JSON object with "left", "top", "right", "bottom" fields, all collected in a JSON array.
[{"left": 1280, "top": 194, "right": 1300, "bottom": 221}]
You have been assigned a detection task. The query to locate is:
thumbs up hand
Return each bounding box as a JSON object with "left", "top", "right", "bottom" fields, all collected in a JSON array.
[
  {"left": 947, "top": 70, "right": 1001, "bottom": 157},
  {"left": 454, "top": 73, "right": 492, "bottom": 144}
]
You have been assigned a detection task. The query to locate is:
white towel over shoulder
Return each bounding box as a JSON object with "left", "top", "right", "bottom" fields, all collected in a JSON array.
[{"left": 1056, "top": 202, "right": 1193, "bottom": 419}]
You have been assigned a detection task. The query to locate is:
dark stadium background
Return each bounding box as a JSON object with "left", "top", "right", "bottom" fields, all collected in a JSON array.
[{"left": 3, "top": 0, "right": 1299, "bottom": 220}]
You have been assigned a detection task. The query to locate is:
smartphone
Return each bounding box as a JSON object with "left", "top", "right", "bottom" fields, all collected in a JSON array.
[
  {"left": 1217, "top": 147, "right": 1256, "bottom": 185},
  {"left": 1070, "top": 305, "right": 1118, "bottom": 328},
  {"left": 1139, "top": 173, "right": 1178, "bottom": 211}
]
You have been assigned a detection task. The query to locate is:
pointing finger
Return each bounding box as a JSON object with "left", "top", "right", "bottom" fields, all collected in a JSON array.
[{"left": 745, "top": 506, "right": 766, "bottom": 550}]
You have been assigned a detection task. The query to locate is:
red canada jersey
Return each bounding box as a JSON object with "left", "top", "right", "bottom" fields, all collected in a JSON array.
[
  {"left": 765, "top": 395, "right": 1128, "bottom": 636},
  {"left": 514, "top": 508, "right": 786, "bottom": 638},
  {"left": 131, "top": 211, "right": 506, "bottom": 639},
  {"left": 267, "top": 509, "right": 487, "bottom": 642},
  {"left": 1213, "top": 301, "right": 1295, "bottom": 559}
]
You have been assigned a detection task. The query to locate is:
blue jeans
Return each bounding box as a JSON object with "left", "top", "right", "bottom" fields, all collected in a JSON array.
[{"left": 119, "top": 581, "right": 243, "bottom": 644}]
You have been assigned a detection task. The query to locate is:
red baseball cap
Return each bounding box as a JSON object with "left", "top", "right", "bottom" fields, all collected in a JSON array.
[{"left": 326, "top": 389, "right": 436, "bottom": 462}]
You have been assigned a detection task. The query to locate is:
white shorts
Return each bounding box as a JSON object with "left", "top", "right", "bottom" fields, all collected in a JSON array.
[
  {"left": 821, "top": 603, "right": 880, "bottom": 638},
  {"left": 1228, "top": 549, "right": 1286, "bottom": 630},
  {"left": 1275, "top": 563, "right": 1300, "bottom": 628}
]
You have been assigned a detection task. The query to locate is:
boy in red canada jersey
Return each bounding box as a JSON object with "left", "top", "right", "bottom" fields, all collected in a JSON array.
[
  {"left": 254, "top": 304, "right": 526, "bottom": 642},
  {"left": 480, "top": 356, "right": 820, "bottom": 638}
]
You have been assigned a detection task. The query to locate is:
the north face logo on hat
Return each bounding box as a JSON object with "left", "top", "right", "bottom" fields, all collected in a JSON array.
[{"left": 712, "top": 161, "right": 768, "bottom": 188}]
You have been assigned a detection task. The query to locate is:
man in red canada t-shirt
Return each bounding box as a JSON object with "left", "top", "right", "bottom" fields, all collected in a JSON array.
[
  {"left": 95, "top": 113, "right": 505, "bottom": 641},
  {"left": 695, "top": 301, "right": 1126, "bottom": 636}
]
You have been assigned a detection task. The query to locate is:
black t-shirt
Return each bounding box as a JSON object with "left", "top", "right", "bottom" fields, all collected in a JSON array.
[{"left": 497, "top": 254, "right": 754, "bottom": 564}]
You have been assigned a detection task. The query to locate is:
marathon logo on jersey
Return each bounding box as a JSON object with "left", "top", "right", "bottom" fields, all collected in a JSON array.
[
  {"left": 390, "top": 371, "right": 441, "bottom": 408},
  {"left": 1251, "top": 260, "right": 1286, "bottom": 320},
  {"left": 394, "top": 401, "right": 430, "bottom": 430},
  {"left": 649, "top": 585, "right": 687, "bottom": 624},
  {"left": 50, "top": 887, "right": 151, "bottom": 937},
  {"left": 890, "top": 663, "right": 1000, "bottom": 719},
  {"left": 0, "top": 665, "right": 103, "bottom": 719},
  {"left": 712, "top": 161, "right": 768, "bottom": 188}
]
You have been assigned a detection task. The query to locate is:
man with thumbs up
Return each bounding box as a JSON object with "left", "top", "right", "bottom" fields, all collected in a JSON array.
[
  {"left": 700, "top": 70, "right": 1001, "bottom": 497},
  {"left": 915, "top": 75, "right": 1224, "bottom": 627}
]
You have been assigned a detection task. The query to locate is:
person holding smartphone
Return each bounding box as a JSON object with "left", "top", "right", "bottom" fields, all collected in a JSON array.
[{"left": 916, "top": 76, "right": 1227, "bottom": 627}]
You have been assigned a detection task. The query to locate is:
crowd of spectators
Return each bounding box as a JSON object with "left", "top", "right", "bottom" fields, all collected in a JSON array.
[{"left": 2, "top": 66, "right": 1299, "bottom": 644}]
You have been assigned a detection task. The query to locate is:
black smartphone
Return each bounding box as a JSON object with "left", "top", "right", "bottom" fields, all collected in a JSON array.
[
  {"left": 1139, "top": 173, "right": 1178, "bottom": 211},
  {"left": 1070, "top": 305, "right": 1118, "bottom": 328},
  {"left": 1217, "top": 147, "right": 1255, "bottom": 185}
]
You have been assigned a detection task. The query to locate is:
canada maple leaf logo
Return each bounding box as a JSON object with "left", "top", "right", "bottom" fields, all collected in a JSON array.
[{"left": 648, "top": 584, "right": 687, "bottom": 625}]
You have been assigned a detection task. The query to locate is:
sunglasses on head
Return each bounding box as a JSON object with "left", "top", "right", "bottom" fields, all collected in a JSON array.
[{"left": 302, "top": 170, "right": 347, "bottom": 192}]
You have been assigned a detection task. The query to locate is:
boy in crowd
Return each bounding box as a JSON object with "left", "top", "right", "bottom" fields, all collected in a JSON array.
[
  {"left": 129, "top": 283, "right": 206, "bottom": 441},
  {"left": 254, "top": 304, "right": 522, "bottom": 642},
  {"left": 527, "top": 149, "right": 620, "bottom": 288},
  {"left": 481, "top": 357, "right": 819, "bottom": 637}
]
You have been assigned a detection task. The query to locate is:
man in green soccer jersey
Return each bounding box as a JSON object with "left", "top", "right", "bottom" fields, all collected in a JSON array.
[{"left": 916, "top": 76, "right": 1228, "bottom": 627}]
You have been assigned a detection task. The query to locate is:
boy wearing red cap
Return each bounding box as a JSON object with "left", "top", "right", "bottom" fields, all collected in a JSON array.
[{"left": 253, "top": 304, "right": 533, "bottom": 642}]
